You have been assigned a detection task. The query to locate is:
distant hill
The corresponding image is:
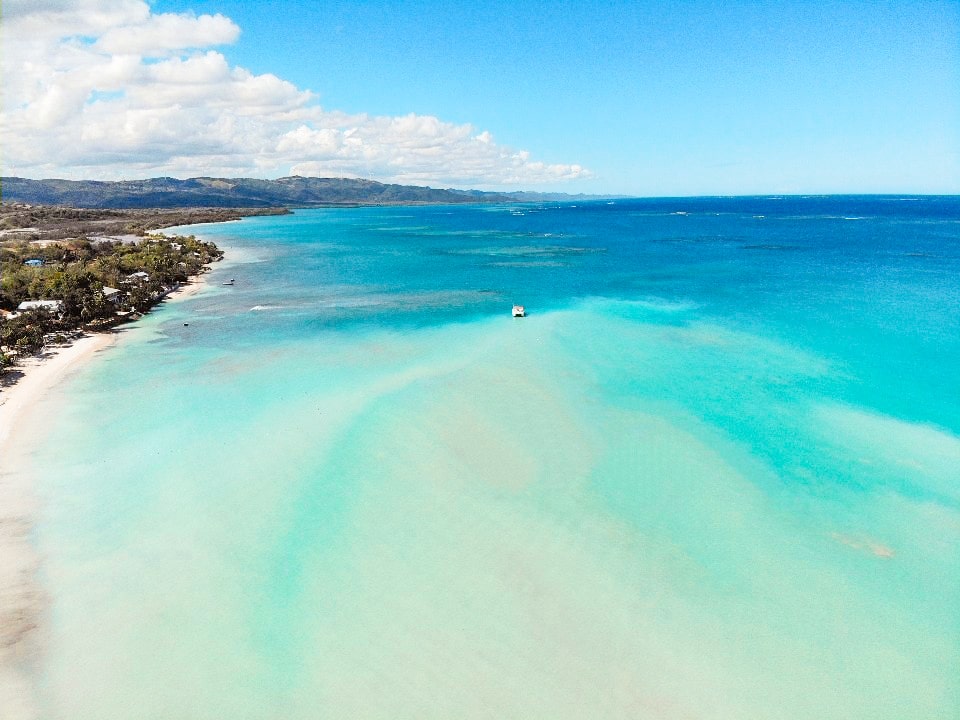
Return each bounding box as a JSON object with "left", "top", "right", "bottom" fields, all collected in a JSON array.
[{"left": 0, "top": 176, "right": 612, "bottom": 209}]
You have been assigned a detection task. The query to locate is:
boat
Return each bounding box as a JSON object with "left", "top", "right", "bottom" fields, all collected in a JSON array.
[
  {"left": 512, "top": 304, "right": 525, "bottom": 317},
  {"left": 222, "top": 278, "right": 235, "bottom": 286}
]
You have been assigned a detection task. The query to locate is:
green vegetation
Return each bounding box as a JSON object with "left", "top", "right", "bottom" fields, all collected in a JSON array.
[
  {"left": 1, "top": 175, "right": 515, "bottom": 208},
  {"left": 0, "top": 202, "right": 289, "bottom": 242},
  {"left": 1, "top": 234, "right": 221, "bottom": 367}
]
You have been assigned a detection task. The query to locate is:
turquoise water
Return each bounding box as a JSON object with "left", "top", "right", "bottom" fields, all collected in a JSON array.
[{"left": 27, "top": 198, "right": 960, "bottom": 718}]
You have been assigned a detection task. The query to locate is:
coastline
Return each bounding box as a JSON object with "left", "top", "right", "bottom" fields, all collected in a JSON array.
[
  {"left": 0, "top": 200, "right": 955, "bottom": 717},
  {"left": 164, "top": 270, "right": 212, "bottom": 303},
  {"left": 0, "top": 251, "right": 214, "bottom": 719},
  {"left": 0, "top": 267, "right": 212, "bottom": 405},
  {"left": 0, "top": 332, "right": 117, "bottom": 720}
]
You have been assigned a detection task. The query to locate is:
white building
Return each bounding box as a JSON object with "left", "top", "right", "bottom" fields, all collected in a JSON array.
[{"left": 17, "top": 299, "right": 63, "bottom": 313}]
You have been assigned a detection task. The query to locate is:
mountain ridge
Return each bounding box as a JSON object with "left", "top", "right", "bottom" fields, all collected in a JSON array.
[{"left": 1, "top": 176, "right": 615, "bottom": 209}]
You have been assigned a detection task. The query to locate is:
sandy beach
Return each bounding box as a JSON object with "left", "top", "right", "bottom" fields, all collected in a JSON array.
[
  {"left": 0, "top": 333, "right": 118, "bottom": 719},
  {"left": 165, "top": 273, "right": 211, "bottom": 304},
  {"left": 0, "top": 271, "right": 210, "bottom": 719}
]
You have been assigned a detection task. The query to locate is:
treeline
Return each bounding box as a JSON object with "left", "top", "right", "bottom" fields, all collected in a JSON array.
[
  {"left": 0, "top": 202, "right": 289, "bottom": 242},
  {"left": 1, "top": 235, "right": 221, "bottom": 369}
]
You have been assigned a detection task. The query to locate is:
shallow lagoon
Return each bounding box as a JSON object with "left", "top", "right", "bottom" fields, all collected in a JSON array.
[{"left": 29, "top": 198, "right": 960, "bottom": 718}]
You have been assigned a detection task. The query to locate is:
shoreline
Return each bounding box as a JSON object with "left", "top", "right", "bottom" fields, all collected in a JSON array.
[
  {"left": 0, "top": 269, "right": 212, "bottom": 399},
  {"left": 0, "top": 332, "right": 118, "bottom": 720},
  {"left": 164, "top": 270, "right": 212, "bottom": 303},
  {"left": 0, "top": 247, "right": 215, "bottom": 719}
]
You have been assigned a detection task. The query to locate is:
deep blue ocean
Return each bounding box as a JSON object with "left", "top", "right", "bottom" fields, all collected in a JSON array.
[{"left": 25, "top": 196, "right": 960, "bottom": 718}]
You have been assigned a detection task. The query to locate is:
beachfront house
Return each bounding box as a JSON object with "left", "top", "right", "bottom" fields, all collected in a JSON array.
[
  {"left": 17, "top": 299, "right": 64, "bottom": 315},
  {"left": 125, "top": 271, "right": 150, "bottom": 284},
  {"left": 102, "top": 286, "right": 122, "bottom": 303}
]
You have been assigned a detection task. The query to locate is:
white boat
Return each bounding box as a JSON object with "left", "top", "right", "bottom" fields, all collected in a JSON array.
[
  {"left": 512, "top": 304, "right": 525, "bottom": 317},
  {"left": 222, "top": 278, "right": 235, "bottom": 286}
]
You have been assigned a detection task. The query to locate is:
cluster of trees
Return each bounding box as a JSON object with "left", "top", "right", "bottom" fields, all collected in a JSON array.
[
  {"left": 1, "top": 234, "right": 221, "bottom": 368},
  {"left": 0, "top": 310, "right": 60, "bottom": 366}
]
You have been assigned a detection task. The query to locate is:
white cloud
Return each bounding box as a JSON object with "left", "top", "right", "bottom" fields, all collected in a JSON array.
[
  {"left": 2, "top": 0, "right": 148, "bottom": 36},
  {"left": 96, "top": 12, "right": 239, "bottom": 56},
  {"left": 0, "top": 0, "right": 589, "bottom": 187}
]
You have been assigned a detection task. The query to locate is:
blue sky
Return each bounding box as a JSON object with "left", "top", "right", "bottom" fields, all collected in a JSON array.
[{"left": 3, "top": 0, "right": 958, "bottom": 194}]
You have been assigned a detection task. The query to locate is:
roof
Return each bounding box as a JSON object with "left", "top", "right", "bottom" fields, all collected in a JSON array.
[
  {"left": 17, "top": 299, "right": 63, "bottom": 312},
  {"left": 102, "top": 286, "right": 121, "bottom": 298}
]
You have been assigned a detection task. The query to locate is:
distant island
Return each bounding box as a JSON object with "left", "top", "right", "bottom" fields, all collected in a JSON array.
[{"left": 1, "top": 176, "right": 617, "bottom": 209}]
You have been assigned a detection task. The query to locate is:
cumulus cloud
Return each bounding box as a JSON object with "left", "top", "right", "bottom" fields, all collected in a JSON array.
[
  {"left": 95, "top": 12, "right": 240, "bottom": 55},
  {"left": 0, "top": 0, "right": 589, "bottom": 187}
]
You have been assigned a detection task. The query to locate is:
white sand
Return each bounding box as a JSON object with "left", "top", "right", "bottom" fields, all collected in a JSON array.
[
  {"left": 0, "top": 333, "right": 117, "bottom": 720},
  {"left": 0, "top": 259, "right": 214, "bottom": 717},
  {"left": 0, "top": 270, "right": 211, "bottom": 719},
  {"left": 164, "top": 272, "right": 211, "bottom": 303}
]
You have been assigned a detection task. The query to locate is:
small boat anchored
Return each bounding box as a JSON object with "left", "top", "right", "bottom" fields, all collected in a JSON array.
[
  {"left": 512, "top": 304, "right": 525, "bottom": 318},
  {"left": 222, "top": 278, "right": 235, "bottom": 286}
]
